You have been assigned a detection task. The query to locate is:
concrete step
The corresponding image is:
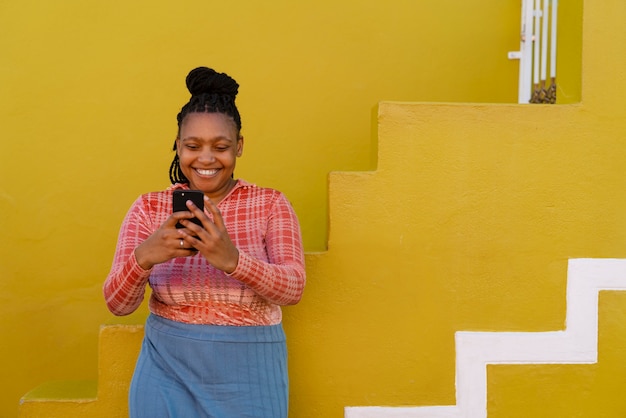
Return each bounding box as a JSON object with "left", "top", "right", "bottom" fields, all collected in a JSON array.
[{"left": 19, "top": 324, "right": 144, "bottom": 418}]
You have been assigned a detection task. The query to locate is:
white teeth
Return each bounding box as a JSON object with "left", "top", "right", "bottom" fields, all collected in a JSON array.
[{"left": 196, "top": 169, "right": 218, "bottom": 176}]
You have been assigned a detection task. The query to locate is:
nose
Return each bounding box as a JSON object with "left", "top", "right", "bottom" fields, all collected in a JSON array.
[{"left": 198, "top": 147, "right": 216, "bottom": 164}]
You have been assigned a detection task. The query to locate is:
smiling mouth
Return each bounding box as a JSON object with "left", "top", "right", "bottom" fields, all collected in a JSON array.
[{"left": 195, "top": 168, "right": 219, "bottom": 176}]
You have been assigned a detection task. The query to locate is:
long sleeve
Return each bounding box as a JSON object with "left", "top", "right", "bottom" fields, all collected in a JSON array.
[
  {"left": 103, "top": 196, "right": 153, "bottom": 316},
  {"left": 227, "top": 192, "right": 306, "bottom": 305}
]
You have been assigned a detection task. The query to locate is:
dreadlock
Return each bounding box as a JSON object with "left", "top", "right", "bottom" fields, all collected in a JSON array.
[{"left": 169, "top": 67, "right": 242, "bottom": 184}]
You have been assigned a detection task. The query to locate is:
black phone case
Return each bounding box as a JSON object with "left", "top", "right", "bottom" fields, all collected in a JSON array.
[{"left": 173, "top": 190, "right": 204, "bottom": 228}]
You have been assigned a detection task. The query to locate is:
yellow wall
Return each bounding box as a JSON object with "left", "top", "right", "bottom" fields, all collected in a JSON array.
[{"left": 1, "top": 1, "right": 585, "bottom": 417}]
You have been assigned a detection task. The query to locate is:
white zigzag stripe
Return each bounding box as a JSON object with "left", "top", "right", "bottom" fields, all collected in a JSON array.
[{"left": 345, "top": 258, "right": 626, "bottom": 418}]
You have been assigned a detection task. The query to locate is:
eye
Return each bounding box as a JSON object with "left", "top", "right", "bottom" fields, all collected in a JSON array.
[{"left": 185, "top": 143, "right": 200, "bottom": 150}]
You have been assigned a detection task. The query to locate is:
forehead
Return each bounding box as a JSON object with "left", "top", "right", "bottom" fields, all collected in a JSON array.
[{"left": 180, "top": 112, "right": 238, "bottom": 140}]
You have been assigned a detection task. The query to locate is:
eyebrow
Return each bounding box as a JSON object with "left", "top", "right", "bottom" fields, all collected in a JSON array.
[{"left": 180, "top": 136, "right": 233, "bottom": 142}]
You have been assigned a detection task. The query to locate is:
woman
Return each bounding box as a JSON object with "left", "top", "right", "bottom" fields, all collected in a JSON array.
[{"left": 103, "top": 66, "right": 306, "bottom": 418}]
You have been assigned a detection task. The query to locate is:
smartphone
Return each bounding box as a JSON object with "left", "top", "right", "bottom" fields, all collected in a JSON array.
[{"left": 173, "top": 189, "right": 204, "bottom": 229}]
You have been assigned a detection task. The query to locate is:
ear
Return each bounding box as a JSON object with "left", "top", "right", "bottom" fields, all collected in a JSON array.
[
  {"left": 236, "top": 136, "right": 244, "bottom": 157},
  {"left": 175, "top": 137, "right": 181, "bottom": 154}
]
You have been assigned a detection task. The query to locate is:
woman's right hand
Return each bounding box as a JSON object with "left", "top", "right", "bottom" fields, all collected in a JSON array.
[{"left": 134, "top": 212, "right": 199, "bottom": 270}]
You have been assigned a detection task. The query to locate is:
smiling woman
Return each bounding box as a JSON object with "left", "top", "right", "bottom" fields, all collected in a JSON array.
[
  {"left": 176, "top": 112, "right": 243, "bottom": 203},
  {"left": 102, "top": 67, "right": 306, "bottom": 418},
  {"left": 170, "top": 67, "right": 244, "bottom": 202}
]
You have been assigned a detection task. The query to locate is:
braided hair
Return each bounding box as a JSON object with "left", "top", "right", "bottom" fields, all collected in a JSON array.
[{"left": 169, "top": 67, "right": 242, "bottom": 184}]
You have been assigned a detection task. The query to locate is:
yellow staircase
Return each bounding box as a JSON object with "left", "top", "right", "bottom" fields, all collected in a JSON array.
[{"left": 19, "top": 325, "right": 144, "bottom": 418}]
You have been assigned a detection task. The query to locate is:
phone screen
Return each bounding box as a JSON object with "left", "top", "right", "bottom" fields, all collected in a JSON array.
[{"left": 173, "top": 190, "right": 204, "bottom": 228}]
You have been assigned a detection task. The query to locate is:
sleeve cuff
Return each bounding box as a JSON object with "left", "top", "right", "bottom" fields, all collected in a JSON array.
[
  {"left": 226, "top": 251, "right": 253, "bottom": 279},
  {"left": 130, "top": 249, "right": 153, "bottom": 276}
]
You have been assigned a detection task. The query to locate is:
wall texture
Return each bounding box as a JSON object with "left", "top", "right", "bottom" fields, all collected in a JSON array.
[{"left": 0, "top": 1, "right": 585, "bottom": 417}]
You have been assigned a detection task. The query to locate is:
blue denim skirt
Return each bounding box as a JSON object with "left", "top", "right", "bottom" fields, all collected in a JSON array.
[{"left": 129, "top": 314, "right": 288, "bottom": 418}]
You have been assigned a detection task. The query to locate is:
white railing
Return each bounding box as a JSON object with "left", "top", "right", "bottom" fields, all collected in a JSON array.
[{"left": 511, "top": 0, "right": 558, "bottom": 104}]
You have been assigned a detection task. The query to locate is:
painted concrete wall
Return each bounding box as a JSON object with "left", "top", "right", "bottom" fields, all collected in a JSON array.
[
  {"left": 324, "top": 2, "right": 626, "bottom": 416},
  {"left": 1, "top": 0, "right": 586, "bottom": 417}
]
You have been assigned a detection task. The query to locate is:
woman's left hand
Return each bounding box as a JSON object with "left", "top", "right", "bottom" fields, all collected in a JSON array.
[{"left": 177, "top": 196, "right": 239, "bottom": 274}]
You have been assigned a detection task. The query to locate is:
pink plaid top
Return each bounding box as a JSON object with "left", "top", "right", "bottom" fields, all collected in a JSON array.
[{"left": 103, "top": 180, "right": 306, "bottom": 326}]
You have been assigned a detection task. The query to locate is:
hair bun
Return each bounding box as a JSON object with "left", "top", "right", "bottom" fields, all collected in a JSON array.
[{"left": 185, "top": 67, "right": 239, "bottom": 98}]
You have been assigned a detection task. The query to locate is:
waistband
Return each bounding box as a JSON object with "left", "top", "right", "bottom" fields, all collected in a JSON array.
[{"left": 146, "top": 313, "right": 286, "bottom": 343}]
